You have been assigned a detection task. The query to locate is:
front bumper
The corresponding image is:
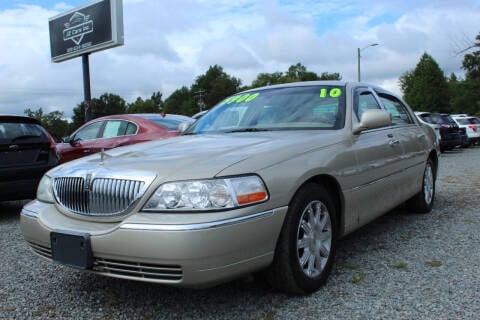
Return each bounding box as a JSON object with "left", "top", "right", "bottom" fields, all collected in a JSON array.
[{"left": 20, "top": 200, "right": 287, "bottom": 287}]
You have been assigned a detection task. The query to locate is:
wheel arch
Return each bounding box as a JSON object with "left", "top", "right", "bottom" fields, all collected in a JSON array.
[
  {"left": 291, "top": 174, "right": 345, "bottom": 237},
  {"left": 429, "top": 149, "right": 439, "bottom": 179}
]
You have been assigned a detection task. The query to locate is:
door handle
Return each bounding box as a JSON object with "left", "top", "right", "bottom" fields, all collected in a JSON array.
[
  {"left": 389, "top": 139, "right": 400, "bottom": 146},
  {"left": 83, "top": 149, "right": 91, "bottom": 153}
]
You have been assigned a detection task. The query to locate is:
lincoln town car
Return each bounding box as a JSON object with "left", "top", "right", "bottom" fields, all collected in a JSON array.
[{"left": 20, "top": 81, "right": 439, "bottom": 294}]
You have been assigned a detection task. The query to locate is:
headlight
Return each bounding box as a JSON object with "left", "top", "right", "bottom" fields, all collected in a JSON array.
[
  {"left": 37, "top": 175, "right": 55, "bottom": 203},
  {"left": 143, "top": 175, "right": 268, "bottom": 211}
]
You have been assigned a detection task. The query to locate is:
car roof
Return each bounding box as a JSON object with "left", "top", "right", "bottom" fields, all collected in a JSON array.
[
  {"left": 0, "top": 114, "right": 41, "bottom": 125},
  {"left": 91, "top": 113, "right": 193, "bottom": 122}
]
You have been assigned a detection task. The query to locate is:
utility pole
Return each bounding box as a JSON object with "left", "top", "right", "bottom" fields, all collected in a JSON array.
[{"left": 194, "top": 89, "right": 206, "bottom": 112}]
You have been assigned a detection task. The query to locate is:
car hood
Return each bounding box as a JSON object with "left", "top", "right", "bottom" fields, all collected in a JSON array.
[{"left": 51, "top": 131, "right": 344, "bottom": 181}]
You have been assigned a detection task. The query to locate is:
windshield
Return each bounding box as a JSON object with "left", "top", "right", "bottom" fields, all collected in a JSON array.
[{"left": 185, "top": 85, "right": 346, "bottom": 135}]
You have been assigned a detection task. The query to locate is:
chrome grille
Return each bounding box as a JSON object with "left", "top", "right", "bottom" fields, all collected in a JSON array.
[
  {"left": 54, "top": 177, "right": 145, "bottom": 216},
  {"left": 27, "top": 241, "right": 52, "bottom": 259},
  {"left": 94, "top": 258, "right": 183, "bottom": 282}
]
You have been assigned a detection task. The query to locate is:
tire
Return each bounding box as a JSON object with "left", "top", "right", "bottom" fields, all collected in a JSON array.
[
  {"left": 407, "top": 159, "right": 435, "bottom": 213},
  {"left": 266, "top": 183, "right": 337, "bottom": 295}
]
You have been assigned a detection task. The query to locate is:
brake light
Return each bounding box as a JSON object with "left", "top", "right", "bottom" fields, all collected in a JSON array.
[
  {"left": 469, "top": 125, "right": 477, "bottom": 132},
  {"left": 46, "top": 133, "right": 56, "bottom": 150},
  {"left": 440, "top": 124, "right": 450, "bottom": 128}
]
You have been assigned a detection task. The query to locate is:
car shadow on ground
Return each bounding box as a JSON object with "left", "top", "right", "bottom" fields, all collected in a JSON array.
[{"left": 0, "top": 200, "right": 30, "bottom": 221}]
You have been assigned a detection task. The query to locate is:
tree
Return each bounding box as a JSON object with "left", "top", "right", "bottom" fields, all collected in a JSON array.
[
  {"left": 71, "top": 93, "right": 126, "bottom": 131},
  {"left": 459, "top": 33, "right": 480, "bottom": 115},
  {"left": 24, "top": 108, "right": 70, "bottom": 141},
  {"left": 127, "top": 91, "right": 164, "bottom": 114},
  {"left": 462, "top": 33, "right": 480, "bottom": 80},
  {"left": 163, "top": 86, "right": 195, "bottom": 115},
  {"left": 163, "top": 65, "right": 242, "bottom": 116},
  {"left": 249, "top": 63, "right": 342, "bottom": 89},
  {"left": 191, "top": 65, "right": 242, "bottom": 111},
  {"left": 319, "top": 72, "right": 342, "bottom": 80},
  {"left": 399, "top": 53, "right": 450, "bottom": 112}
]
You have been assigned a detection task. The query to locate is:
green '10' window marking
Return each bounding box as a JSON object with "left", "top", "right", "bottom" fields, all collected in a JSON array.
[
  {"left": 222, "top": 92, "right": 260, "bottom": 105},
  {"left": 319, "top": 88, "right": 342, "bottom": 98}
]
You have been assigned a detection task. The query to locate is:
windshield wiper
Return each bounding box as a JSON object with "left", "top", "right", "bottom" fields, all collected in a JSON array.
[{"left": 224, "top": 128, "right": 271, "bottom": 133}]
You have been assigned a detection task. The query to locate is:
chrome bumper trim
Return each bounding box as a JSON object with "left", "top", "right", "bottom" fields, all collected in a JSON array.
[
  {"left": 21, "top": 208, "right": 39, "bottom": 219},
  {"left": 120, "top": 209, "right": 277, "bottom": 231}
]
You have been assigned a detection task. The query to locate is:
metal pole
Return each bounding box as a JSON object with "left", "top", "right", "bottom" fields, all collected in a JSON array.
[
  {"left": 82, "top": 54, "right": 92, "bottom": 123},
  {"left": 357, "top": 47, "right": 361, "bottom": 82}
]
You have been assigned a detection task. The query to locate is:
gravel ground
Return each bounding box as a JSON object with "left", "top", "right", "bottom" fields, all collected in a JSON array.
[{"left": 1, "top": 147, "right": 479, "bottom": 320}]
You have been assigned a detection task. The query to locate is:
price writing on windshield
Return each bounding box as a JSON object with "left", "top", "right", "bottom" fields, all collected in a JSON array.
[
  {"left": 319, "top": 88, "right": 342, "bottom": 98},
  {"left": 221, "top": 93, "right": 260, "bottom": 105}
]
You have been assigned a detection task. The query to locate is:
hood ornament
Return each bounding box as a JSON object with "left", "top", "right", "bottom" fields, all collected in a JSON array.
[{"left": 99, "top": 148, "right": 111, "bottom": 164}]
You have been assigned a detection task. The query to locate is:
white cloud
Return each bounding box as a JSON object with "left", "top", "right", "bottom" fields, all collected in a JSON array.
[{"left": 0, "top": 0, "right": 479, "bottom": 118}]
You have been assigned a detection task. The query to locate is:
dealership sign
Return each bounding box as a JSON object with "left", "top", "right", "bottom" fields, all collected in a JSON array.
[{"left": 49, "top": 0, "right": 123, "bottom": 62}]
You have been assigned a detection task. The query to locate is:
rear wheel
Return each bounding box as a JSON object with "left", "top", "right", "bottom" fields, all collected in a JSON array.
[
  {"left": 266, "top": 183, "right": 336, "bottom": 294},
  {"left": 407, "top": 159, "right": 435, "bottom": 213}
]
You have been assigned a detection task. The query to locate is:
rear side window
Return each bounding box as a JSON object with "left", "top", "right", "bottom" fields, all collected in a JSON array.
[
  {"left": 456, "top": 118, "right": 470, "bottom": 125},
  {"left": 102, "top": 120, "right": 137, "bottom": 138},
  {"left": 378, "top": 94, "right": 413, "bottom": 125}
]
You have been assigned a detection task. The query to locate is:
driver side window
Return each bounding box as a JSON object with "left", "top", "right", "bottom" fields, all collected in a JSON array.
[{"left": 355, "top": 91, "right": 381, "bottom": 120}]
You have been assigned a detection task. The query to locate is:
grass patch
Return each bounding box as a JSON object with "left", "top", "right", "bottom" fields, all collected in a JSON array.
[
  {"left": 350, "top": 272, "right": 365, "bottom": 284},
  {"left": 425, "top": 260, "right": 442, "bottom": 267},
  {"left": 392, "top": 261, "right": 408, "bottom": 269},
  {"left": 343, "top": 263, "right": 360, "bottom": 270},
  {"left": 399, "top": 234, "right": 412, "bottom": 241}
]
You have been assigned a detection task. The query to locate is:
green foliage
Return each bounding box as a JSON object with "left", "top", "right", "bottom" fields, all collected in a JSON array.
[
  {"left": 391, "top": 261, "right": 408, "bottom": 269},
  {"left": 319, "top": 72, "right": 342, "bottom": 80},
  {"left": 191, "top": 65, "right": 242, "bottom": 110},
  {"left": 163, "top": 86, "right": 195, "bottom": 115},
  {"left": 24, "top": 108, "right": 70, "bottom": 142},
  {"left": 164, "top": 65, "right": 242, "bottom": 116},
  {"left": 463, "top": 34, "right": 480, "bottom": 80},
  {"left": 127, "top": 91, "right": 163, "bottom": 114},
  {"left": 399, "top": 53, "right": 450, "bottom": 113},
  {"left": 249, "top": 63, "right": 341, "bottom": 89},
  {"left": 71, "top": 93, "right": 127, "bottom": 131},
  {"left": 459, "top": 33, "right": 480, "bottom": 115}
]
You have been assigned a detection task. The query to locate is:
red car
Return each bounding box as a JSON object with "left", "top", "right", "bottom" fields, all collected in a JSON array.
[{"left": 57, "top": 114, "right": 194, "bottom": 163}]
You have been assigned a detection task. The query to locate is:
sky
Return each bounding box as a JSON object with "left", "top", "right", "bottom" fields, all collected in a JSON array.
[{"left": 0, "top": 0, "right": 479, "bottom": 118}]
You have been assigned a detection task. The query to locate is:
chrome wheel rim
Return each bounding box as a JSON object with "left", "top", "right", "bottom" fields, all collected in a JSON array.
[
  {"left": 424, "top": 163, "right": 434, "bottom": 205},
  {"left": 296, "top": 200, "right": 332, "bottom": 278}
]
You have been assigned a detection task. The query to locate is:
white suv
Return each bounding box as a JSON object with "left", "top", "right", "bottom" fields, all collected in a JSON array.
[{"left": 451, "top": 114, "right": 480, "bottom": 146}]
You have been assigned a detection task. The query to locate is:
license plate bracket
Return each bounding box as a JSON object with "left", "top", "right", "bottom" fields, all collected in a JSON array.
[{"left": 50, "top": 231, "right": 93, "bottom": 270}]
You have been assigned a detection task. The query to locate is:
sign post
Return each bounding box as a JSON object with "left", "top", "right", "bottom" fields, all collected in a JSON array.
[{"left": 48, "top": 0, "right": 124, "bottom": 123}]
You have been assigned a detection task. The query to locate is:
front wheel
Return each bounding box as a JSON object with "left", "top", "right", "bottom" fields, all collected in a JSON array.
[
  {"left": 407, "top": 159, "right": 435, "bottom": 213},
  {"left": 266, "top": 183, "right": 337, "bottom": 294}
]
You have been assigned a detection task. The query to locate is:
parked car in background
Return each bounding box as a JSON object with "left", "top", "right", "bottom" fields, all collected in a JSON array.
[
  {"left": 415, "top": 112, "right": 441, "bottom": 144},
  {"left": 21, "top": 81, "right": 439, "bottom": 294},
  {"left": 0, "top": 115, "right": 59, "bottom": 201},
  {"left": 415, "top": 112, "right": 462, "bottom": 152},
  {"left": 56, "top": 114, "right": 194, "bottom": 163},
  {"left": 451, "top": 114, "right": 480, "bottom": 146}
]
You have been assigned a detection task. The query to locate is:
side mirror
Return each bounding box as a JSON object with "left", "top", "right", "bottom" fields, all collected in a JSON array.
[
  {"left": 178, "top": 122, "right": 191, "bottom": 133},
  {"left": 62, "top": 136, "right": 71, "bottom": 143},
  {"left": 353, "top": 109, "right": 392, "bottom": 134}
]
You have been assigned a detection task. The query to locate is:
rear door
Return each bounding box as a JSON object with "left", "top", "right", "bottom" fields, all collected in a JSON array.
[{"left": 377, "top": 92, "right": 429, "bottom": 199}]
